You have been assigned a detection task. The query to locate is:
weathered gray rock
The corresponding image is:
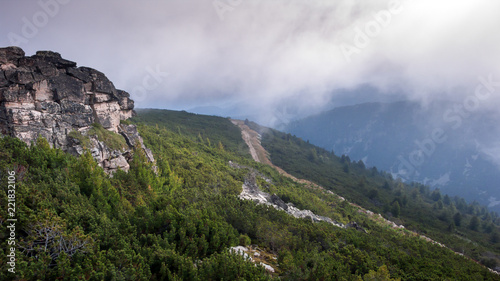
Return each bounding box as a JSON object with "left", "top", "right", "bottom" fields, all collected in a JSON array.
[
  {"left": 67, "top": 67, "right": 91, "bottom": 83},
  {"left": 120, "top": 124, "right": 155, "bottom": 163},
  {"left": 233, "top": 163, "right": 345, "bottom": 228},
  {"left": 48, "top": 75, "right": 85, "bottom": 102},
  {"left": 34, "top": 50, "right": 77, "bottom": 68},
  {"left": 0, "top": 46, "right": 25, "bottom": 65},
  {"left": 5, "top": 67, "right": 34, "bottom": 84},
  {"left": 270, "top": 194, "right": 288, "bottom": 211},
  {"left": 0, "top": 70, "right": 9, "bottom": 87},
  {"left": 346, "top": 222, "right": 368, "bottom": 233},
  {"left": 0, "top": 46, "right": 154, "bottom": 174}
]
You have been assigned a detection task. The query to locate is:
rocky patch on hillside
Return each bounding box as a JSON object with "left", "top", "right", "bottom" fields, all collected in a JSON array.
[{"left": 229, "top": 161, "right": 345, "bottom": 228}]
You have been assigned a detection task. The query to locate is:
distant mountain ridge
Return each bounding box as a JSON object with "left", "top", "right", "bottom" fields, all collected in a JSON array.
[{"left": 284, "top": 101, "right": 500, "bottom": 211}]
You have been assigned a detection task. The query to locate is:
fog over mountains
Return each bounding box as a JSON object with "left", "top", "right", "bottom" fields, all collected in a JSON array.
[
  {"left": 284, "top": 100, "right": 500, "bottom": 211},
  {"left": 2, "top": 0, "right": 500, "bottom": 120}
]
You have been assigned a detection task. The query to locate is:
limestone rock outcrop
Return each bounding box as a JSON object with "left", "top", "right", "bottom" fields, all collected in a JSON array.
[
  {"left": 229, "top": 161, "right": 345, "bottom": 228},
  {"left": 0, "top": 46, "right": 154, "bottom": 173}
]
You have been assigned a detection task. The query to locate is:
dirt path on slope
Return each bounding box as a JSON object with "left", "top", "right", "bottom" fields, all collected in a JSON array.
[{"left": 231, "top": 119, "right": 314, "bottom": 186}]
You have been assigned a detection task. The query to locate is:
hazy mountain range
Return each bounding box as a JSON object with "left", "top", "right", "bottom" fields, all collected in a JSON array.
[{"left": 284, "top": 101, "right": 500, "bottom": 211}]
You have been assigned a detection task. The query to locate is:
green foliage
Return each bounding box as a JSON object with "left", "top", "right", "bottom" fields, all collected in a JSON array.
[
  {"left": 391, "top": 201, "right": 400, "bottom": 218},
  {"left": 120, "top": 119, "right": 132, "bottom": 125},
  {"left": 132, "top": 109, "right": 249, "bottom": 157},
  {"left": 67, "top": 130, "right": 91, "bottom": 149},
  {"left": 19, "top": 211, "right": 93, "bottom": 266},
  {"left": 470, "top": 216, "right": 481, "bottom": 231},
  {"left": 368, "top": 189, "right": 379, "bottom": 200},
  {"left": 431, "top": 189, "right": 442, "bottom": 202},
  {"left": 1, "top": 110, "right": 500, "bottom": 280},
  {"left": 491, "top": 231, "right": 500, "bottom": 243},
  {"left": 454, "top": 212, "right": 463, "bottom": 227},
  {"left": 343, "top": 164, "right": 350, "bottom": 173},
  {"left": 239, "top": 234, "right": 252, "bottom": 247},
  {"left": 197, "top": 251, "right": 271, "bottom": 280},
  {"left": 363, "top": 265, "right": 400, "bottom": 281},
  {"left": 87, "top": 123, "right": 127, "bottom": 150}
]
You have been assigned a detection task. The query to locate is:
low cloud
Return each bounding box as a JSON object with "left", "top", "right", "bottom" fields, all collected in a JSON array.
[{"left": 1, "top": 0, "right": 499, "bottom": 118}]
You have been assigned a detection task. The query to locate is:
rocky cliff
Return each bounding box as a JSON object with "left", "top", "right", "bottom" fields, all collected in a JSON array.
[{"left": 0, "top": 46, "right": 154, "bottom": 173}]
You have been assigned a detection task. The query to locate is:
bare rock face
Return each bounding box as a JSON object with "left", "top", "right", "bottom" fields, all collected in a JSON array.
[{"left": 0, "top": 46, "right": 154, "bottom": 174}]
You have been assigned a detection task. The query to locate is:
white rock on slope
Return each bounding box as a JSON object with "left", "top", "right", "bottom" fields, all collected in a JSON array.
[{"left": 234, "top": 163, "right": 345, "bottom": 228}]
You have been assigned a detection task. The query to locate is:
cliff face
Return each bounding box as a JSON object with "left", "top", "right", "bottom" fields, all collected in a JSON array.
[{"left": 0, "top": 46, "right": 154, "bottom": 173}]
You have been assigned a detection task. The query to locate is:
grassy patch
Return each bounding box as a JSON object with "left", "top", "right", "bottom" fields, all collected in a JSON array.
[
  {"left": 132, "top": 109, "right": 249, "bottom": 157},
  {"left": 68, "top": 130, "right": 91, "bottom": 149},
  {"left": 120, "top": 119, "right": 132, "bottom": 125},
  {"left": 88, "top": 123, "right": 128, "bottom": 151}
]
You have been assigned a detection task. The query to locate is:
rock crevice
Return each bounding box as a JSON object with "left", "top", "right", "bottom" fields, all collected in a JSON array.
[{"left": 0, "top": 46, "right": 154, "bottom": 174}]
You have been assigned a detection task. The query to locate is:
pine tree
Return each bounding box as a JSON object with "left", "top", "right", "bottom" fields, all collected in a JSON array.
[
  {"left": 469, "top": 216, "right": 480, "bottom": 231},
  {"left": 453, "top": 212, "right": 462, "bottom": 227},
  {"left": 343, "top": 164, "right": 350, "bottom": 173},
  {"left": 443, "top": 195, "right": 451, "bottom": 205},
  {"left": 437, "top": 199, "right": 444, "bottom": 210},
  {"left": 383, "top": 181, "right": 391, "bottom": 190},
  {"left": 431, "top": 189, "right": 442, "bottom": 201},
  {"left": 392, "top": 201, "right": 401, "bottom": 218},
  {"left": 363, "top": 264, "right": 401, "bottom": 281},
  {"left": 491, "top": 231, "right": 500, "bottom": 243}
]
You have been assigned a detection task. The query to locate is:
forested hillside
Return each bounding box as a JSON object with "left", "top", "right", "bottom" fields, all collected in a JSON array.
[{"left": 1, "top": 109, "right": 499, "bottom": 280}]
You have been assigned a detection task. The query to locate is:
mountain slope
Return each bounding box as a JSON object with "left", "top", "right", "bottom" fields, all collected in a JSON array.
[
  {"left": 246, "top": 118, "right": 500, "bottom": 273},
  {"left": 2, "top": 108, "right": 500, "bottom": 280},
  {"left": 134, "top": 110, "right": 500, "bottom": 279}
]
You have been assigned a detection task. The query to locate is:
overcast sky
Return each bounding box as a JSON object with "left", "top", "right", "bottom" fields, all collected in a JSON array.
[{"left": 1, "top": 0, "right": 500, "bottom": 122}]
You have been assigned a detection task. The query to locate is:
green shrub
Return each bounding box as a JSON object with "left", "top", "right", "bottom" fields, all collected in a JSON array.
[
  {"left": 239, "top": 234, "right": 252, "bottom": 247},
  {"left": 88, "top": 123, "right": 127, "bottom": 151},
  {"left": 68, "top": 129, "right": 91, "bottom": 148},
  {"left": 120, "top": 119, "right": 132, "bottom": 125}
]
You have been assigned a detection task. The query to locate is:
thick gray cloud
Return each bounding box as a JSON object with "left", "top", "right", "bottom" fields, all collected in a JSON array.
[{"left": 1, "top": 0, "right": 500, "bottom": 119}]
